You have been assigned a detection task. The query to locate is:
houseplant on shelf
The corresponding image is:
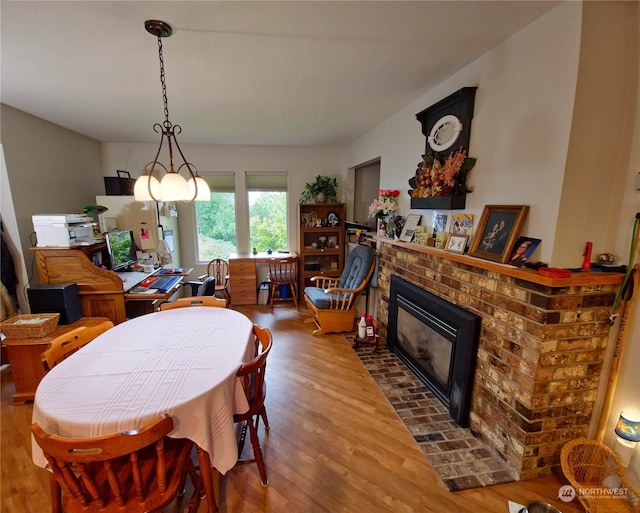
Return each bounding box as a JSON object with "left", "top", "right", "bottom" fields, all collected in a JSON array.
[
  {"left": 408, "top": 148, "right": 476, "bottom": 210},
  {"left": 299, "top": 175, "right": 339, "bottom": 204},
  {"left": 368, "top": 189, "right": 400, "bottom": 238}
]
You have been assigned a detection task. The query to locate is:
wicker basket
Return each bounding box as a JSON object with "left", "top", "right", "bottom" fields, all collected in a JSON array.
[{"left": 1, "top": 313, "right": 60, "bottom": 339}]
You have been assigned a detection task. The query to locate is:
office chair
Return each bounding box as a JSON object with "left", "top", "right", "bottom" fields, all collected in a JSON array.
[{"left": 182, "top": 275, "right": 216, "bottom": 297}]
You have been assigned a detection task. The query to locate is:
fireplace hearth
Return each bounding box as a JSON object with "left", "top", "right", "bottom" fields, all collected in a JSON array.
[{"left": 387, "top": 275, "right": 480, "bottom": 427}]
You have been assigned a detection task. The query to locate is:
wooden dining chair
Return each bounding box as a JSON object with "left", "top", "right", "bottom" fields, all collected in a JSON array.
[
  {"left": 160, "top": 296, "right": 227, "bottom": 310},
  {"left": 42, "top": 320, "right": 114, "bottom": 371},
  {"left": 31, "top": 414, "right": 204, "bottom": 513},
  {"left": 267, "top": 255, "right": 298, "bottom": 309},
  {"left": 233, "top": 324, "right": 273, "bottom": 486}
]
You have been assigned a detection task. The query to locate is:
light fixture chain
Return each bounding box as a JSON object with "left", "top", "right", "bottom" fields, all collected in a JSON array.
[{"left": 157, "top": 35, "right": 170, "bottom": 127}]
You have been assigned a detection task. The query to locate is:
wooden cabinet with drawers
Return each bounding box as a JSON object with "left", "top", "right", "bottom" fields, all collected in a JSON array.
[{"left": 228, "top": 256, "right": 259, "bottom": 305}]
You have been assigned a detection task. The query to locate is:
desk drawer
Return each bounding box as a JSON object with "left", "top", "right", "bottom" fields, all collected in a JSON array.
[
  {"left": 229, "top": 261, "right": 256, "bottom": 275},
  {"left": 230, "top": 275, "right": 258, "bottom": 305}
]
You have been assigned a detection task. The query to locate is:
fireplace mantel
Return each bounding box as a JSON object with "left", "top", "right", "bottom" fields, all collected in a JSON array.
[
  {"left": 376, "top": 237, "right": 624, "bottom": 288},
  {"left": 374, "top": 236, "right": 624, "bottom": 480}
]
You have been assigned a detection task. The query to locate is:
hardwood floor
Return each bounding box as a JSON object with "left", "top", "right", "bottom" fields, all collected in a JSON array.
[{"left": 1, "top": 305, "right": 583, "bottom": 513}]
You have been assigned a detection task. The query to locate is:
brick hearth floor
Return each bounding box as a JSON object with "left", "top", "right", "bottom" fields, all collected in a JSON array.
[{"left": 349, "top": 339, "right": 517, "bottom": 491}]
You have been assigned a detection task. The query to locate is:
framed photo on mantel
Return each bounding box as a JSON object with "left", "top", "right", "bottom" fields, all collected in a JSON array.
[
  {"left": 400, "top": 214, "right": 421, "bottom": 242},
  {"left": 468, "top": 205, "right": 529, "bottom": 263}
]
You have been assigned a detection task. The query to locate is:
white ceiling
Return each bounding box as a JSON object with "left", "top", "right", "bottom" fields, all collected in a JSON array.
[{"left": 1, "top": 1, "right": 559, "bottom": 146}]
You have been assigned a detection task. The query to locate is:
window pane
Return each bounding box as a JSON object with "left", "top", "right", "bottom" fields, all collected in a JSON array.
[
  {"left": 248, "top": 191, "right": 287, "bottom": 252},
  {"left": 195, "top": 192, "right": 237, "bottom": 261}
]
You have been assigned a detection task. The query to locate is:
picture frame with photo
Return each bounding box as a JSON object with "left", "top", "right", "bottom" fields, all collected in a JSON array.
[
  {"left": 446, "top": 234, "right": 468, "bottom": 254},
  {"left": 507, "top": 236, "right": 541, "bottom": 267},
  {"left": 300, "top": 213, "right": 309, "bottom": 227},
  {"left": 450, "top": 213, "right": 474, "bottom": 236},
  {"left": 468, "top": 205, "right": 529, "bottom": 263},
  {"left": 400, "top": 214, "right": 421, "bottom": 242},
  {"left": 432, "top": 211, "right": 448, "bottom": 240}
]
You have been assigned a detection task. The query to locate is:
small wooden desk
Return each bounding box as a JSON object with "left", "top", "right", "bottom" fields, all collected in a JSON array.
[
  {"left": 228, "top": 252, "right": 297, "bottom": 305},
  {"left": 3, "top": 317, "right": 111, "bottom": 404}
]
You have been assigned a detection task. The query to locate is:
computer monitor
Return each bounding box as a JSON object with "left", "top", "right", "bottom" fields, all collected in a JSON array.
[{"left": 105, "top": 230, "right": 137, "bottom": 271}]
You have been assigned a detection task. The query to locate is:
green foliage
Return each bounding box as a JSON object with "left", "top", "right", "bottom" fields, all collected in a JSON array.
[
  {"left": 195, "top": 193, "right": 237, "bottom": 260},
  {"left": 299, "top": 175, "right": 338, "bottom": 204},
  {"left": 249, "top": 191, "right": 287, "bottom": 251},
  {"left": 195, "top": 191, "right": 288, "bottom": 260}
]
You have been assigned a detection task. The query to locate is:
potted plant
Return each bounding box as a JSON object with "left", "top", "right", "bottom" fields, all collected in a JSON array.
[{"left": 299, "top": 175, "right": 338, "bottom": 204}]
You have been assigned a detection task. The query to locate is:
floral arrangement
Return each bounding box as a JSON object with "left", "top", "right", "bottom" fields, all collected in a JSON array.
[
  {"left": 408, "top": 148, "right": 476, "bottom": 198},
  {"left": 368, "top": 189, "right": 400, "bottom": 221}
]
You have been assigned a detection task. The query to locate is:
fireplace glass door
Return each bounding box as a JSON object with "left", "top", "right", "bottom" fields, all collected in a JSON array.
[
  {"left": 397, "top": 303, "right": 453, "bottom": 396},
  {"left": 388, "top": 276, "right": 480, "bottom": 427}
]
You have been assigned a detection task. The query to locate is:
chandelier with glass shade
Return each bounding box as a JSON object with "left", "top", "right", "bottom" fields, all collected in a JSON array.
[{"left": 134, "top": 20, "right": 210, "bottom": 202}]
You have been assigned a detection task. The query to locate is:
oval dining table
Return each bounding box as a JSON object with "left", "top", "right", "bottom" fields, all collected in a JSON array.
[{"left": 31, "top": 306, "right": 255, "bottom": 512}]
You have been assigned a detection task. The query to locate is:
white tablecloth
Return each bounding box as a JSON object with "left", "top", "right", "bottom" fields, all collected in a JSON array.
[{"left": 32, "top": 307, "right": 254, "bottom": 474}]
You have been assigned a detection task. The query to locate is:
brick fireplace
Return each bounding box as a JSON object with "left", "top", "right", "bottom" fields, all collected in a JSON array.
[{"left": 374, "top": 238, "right": 623, "bottom": 480}]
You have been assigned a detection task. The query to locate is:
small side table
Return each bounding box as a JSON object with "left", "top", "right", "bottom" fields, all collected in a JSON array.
[{"left": 3, "top": 317, "right": 111, "bottom": 404}]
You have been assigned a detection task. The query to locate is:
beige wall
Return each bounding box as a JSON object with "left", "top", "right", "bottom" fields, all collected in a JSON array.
[
  {"left": 555, "top": 1, "right": 638, "bottom": 267},
  {"left": 0, "top": 105, "right": 104, "bottom": 293}
]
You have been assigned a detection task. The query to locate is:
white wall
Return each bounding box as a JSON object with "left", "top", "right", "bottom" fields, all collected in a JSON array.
[
  {"left": 346, "top": 2, "right": 582, "bottom": 266},
  {"left": 347, "top": 2, "right": 637, "bottom": 271}
]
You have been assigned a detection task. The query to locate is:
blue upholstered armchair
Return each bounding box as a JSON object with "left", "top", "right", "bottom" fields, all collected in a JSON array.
[{"left": 303, "top": 244, "right": 376, "bottom": 336}]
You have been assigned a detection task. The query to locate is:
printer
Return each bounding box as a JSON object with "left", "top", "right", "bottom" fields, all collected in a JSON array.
[{"left": 32, "top": 214, "right": 98, "bottom": 247}]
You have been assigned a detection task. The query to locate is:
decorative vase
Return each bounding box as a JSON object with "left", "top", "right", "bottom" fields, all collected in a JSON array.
[
  {"left": 314, "top": 192, "right": 326, "bottom": 204},
  {"left": 377, "top": 219, "right": 386, "bottom": 237}
]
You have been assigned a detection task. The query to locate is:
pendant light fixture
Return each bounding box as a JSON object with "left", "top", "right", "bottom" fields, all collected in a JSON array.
[{"left": 134, "top": 20, "right": 210, "bottom": 202}]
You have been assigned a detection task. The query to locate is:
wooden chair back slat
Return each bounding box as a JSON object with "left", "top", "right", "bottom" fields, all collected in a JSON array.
[
  {"left": 31, "top": 415, "right": 204, "bottom": 513},
  {"left": 160, "top": 296, "right": 227, "bottom": 310},
  {"left": 42, "top": 320, "right": 114, "bottom": 371}
]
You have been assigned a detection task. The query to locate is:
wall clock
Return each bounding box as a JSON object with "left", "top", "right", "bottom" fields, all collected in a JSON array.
[
  {"left": 427, "top": 114, "right": 463, "bottom": 152},
  {"left": 416, "top": 87, "right": 477, "bottom": 157}
]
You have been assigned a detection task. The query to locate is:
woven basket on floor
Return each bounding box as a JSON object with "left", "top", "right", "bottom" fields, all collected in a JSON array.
[
  {"left": 561, "top": 437, "right": 640, "bottom": 513},
  {"left": 0, "top": 313, "right": 60, "bottom": 339}
]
